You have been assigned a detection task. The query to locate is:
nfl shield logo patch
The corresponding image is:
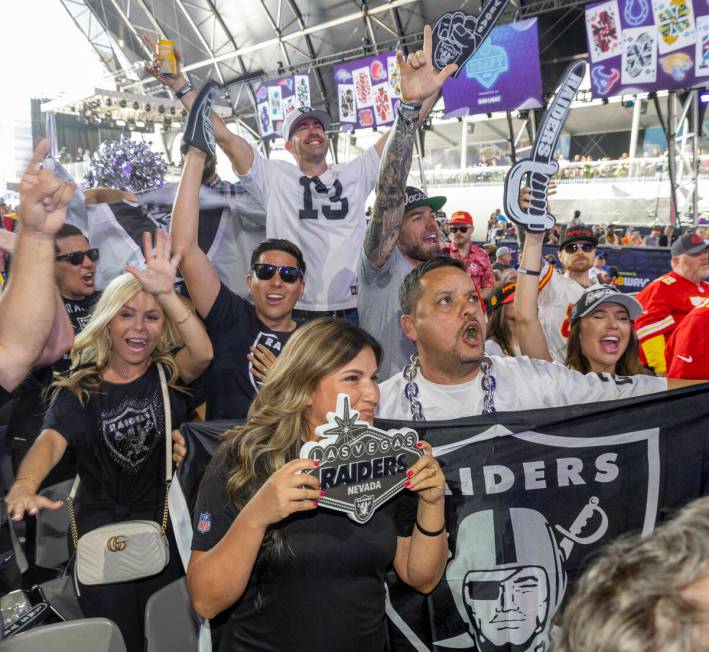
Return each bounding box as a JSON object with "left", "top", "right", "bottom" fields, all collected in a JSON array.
[{"left": 197, "top": 512, "right": 212, "bottom": 534}]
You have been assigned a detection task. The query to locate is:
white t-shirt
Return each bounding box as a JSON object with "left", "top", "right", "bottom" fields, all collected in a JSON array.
[
  {"left": 484, "top": 339, "right": 521, "bottom": 357},
  {"left": 239, "top": 146, "right": 381, "bottom": 311},
  {"left": 376, "top": 355, "right": 667, "bottom": 420},
  {"left": 538, "top": 265, "right": 587, "bottom": 363}
]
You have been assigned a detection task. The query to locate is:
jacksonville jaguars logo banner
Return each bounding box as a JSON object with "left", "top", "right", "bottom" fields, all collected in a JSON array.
[
  {"left": 431, "top": 0, "right": 509, "bottom": 75},
  {"left": 378, "top": 385, "right": 709, "bottom": 651},
  {"left": 503, "top": 61, "right": 586, "bottom": 233}
]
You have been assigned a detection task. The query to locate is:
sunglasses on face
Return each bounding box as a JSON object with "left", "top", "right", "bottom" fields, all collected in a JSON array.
[
  {"left": 564, "top": 242, "right": 594, "bottom": 254},
  {"left": 55, "top": 248, "right": 100, "bottom": 266},
  {"left": 449, "top": 226, "right": 470, "bottom": 234},
  {"left": 252, "top": 263, "right": 303, "bottom": 284}
]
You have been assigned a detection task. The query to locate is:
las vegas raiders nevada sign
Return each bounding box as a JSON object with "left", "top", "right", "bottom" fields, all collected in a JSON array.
[{"left": 300, "top": 394, "right": 422, "bottom": 524}]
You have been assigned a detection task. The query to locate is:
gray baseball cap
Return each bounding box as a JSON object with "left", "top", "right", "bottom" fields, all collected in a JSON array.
[
  {"left": 570, "top": 285, "right": 643, "bottom": 324},
  {"left": 282, "top": 106, "right": 331, "bottom": 140}
]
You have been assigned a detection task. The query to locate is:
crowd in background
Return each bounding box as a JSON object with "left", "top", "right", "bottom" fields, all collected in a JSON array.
[{"left": 0, "top": 25, "right": 707, "bottom": 652}]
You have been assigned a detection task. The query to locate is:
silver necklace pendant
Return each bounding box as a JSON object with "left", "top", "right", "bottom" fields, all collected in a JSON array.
[{"left": 403, "top": 353, "right": 496, "bottom": 420}]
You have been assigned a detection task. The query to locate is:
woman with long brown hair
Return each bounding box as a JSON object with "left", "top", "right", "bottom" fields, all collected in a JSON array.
[
  {"left": 515, "top": 230, "right": 651, "bottom": 376},
  {"left": 188, "top": 318, "right": 447, "bottom": 651}
]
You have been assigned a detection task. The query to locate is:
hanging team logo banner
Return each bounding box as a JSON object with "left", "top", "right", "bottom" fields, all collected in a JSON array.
[
  {"left": 254, "top": 73, "right": 312, "bottom": 138},
  {"left": 503, "top": 61, "right": 587, "bottom": 232},
  {"left": 586, "top": 0, "right": 708, "bottom": 98},
  {"left": 333, "top": 52, "right": 401, "bottom": 129},
  {"left": 300, "top": 394, "right": 421, "bottom": 524},
  {"left": 378, "top": 385, "right": 709, "bottom": 651},
  {"left": 172, "top": 387, "right": 709, "bottom": 650},
  {"left": 441, "top": 18, "right": 543, "bottom": 118}
]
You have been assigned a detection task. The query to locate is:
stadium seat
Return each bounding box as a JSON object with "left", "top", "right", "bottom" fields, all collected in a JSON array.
[
  {"left": 0, "top": 617, "right": 125, "bottom": 651},
  {"left": 36, "top": 575, "right": 83, "bottom": 621},
  {"left": 144, "top": 578, "right": 200, "bottom": 652},
  {"left": 34, "top": 479, "right": 73, "bottom": 570}
]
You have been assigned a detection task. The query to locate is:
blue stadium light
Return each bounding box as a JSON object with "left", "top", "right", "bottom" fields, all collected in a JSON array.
[{"left": 700, "top": 91, "right": 709, "bottom": 104}]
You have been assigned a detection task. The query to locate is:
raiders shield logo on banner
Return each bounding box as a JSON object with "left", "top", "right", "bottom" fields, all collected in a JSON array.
[
  {"left": 387, "top": 423, "right": 661, "bottom": 651},
  {"left": 300, "top": 394, "right": 422, "bottom": 524}
]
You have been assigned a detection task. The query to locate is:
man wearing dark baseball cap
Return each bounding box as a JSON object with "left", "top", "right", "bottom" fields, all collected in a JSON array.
[
  {"left": 444, "top": 209, "right": 495, "bottom": 299},
  {"left": 359, "top": 184, "right": 451, "bottom": 377},
  {"left": 516, "top": 222, "right": 599, "bottom": 363},
  {"left": 635, "top": 232, "right": 709, "bottom": 374}
]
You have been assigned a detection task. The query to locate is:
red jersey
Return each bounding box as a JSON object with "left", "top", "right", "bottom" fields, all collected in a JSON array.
[
  {"left": 634, "top": 271, "right": 709, "bottom": 371},
  {"left": 665, "top": 298, "right": 709, "bottom": 379}
]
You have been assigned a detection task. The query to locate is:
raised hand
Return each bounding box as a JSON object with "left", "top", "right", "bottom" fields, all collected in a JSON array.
[
  {"left": 248, "top": 344, "right": 277, "bottom": 383},
  {"left": 125, "top": 229, "right": 183, "bottom": 296},
  {"left": 242, "top": 459, "right": 322, "bottom": 528},
  {"left": 396, "top": 25, "right": 458, "bottom": 105},
  {"left": 18, "top": 139, "right": 75, "bottom": 236},
  {"left": 6, "top": 480, "right": 63, "bottom": 521},
  {"left": 143, "top": 34, "right": 185, "bottom": 90},
  {"left": 404, "top": 441, "right": 445, "bottom": 506}
]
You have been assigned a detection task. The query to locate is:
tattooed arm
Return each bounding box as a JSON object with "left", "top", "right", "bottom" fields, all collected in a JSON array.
[
  {"left": 364, "top": 114, "right": 418, "bottom": 269},
  {"left": 365, "top": 25, "right": 457, "bottom": 268}
]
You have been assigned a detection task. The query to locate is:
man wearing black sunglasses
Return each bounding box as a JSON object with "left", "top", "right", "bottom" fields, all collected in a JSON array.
[
  {"left": 171, "top": 145, "right": 305, "bottom": 421},
  {"left": 518, "top": 224, "right": 598, "bottom": 363},
  {"left": 8, "top": 224, "right": 102, "bottom": 484},
  {"left": 53, "top": 224, "right": 101, "bottom": 333}
]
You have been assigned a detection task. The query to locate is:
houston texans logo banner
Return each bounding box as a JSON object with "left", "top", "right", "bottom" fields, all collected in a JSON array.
[{"left": 171, "top": 385, "right": 709, "bottom": 651}]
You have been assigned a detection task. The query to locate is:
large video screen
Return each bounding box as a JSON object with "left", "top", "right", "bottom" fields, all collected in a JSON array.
[
  {"left": 585, "top": 0, "right": 709, "bottom": 98},
  {"left": 441, "top": 18, "right": 543, "bottom": 117}
]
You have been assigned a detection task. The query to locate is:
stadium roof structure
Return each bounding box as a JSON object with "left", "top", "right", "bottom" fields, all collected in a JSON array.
[{"left": 59, "top": 0, "right": 589, "bottom": 138}]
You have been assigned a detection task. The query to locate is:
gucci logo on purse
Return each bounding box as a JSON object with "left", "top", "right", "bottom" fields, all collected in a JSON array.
[{"left": 106, "top": 535, "right": 128, "bottom": 552}]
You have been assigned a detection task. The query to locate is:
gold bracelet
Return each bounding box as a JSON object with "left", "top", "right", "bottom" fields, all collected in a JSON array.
[
  {"left": 174, "top": 308, "right": 192, "bottom": 326},
  {"left": 14, "top": 475, "right": 35, "bottom": 485}
]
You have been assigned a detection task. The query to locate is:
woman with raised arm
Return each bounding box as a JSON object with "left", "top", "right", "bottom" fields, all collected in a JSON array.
[
  {"left": 5, "top": 230, "right": 212, "bottom": 651},
  {"left": 188, "top": 318, "right": 447, "bottom": 651},
  {"left": 515, "top": 229, "right": 651, "bottom": 376}
]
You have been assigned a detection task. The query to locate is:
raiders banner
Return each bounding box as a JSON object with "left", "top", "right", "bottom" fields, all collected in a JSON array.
[{"left": 172, "top": 385, "right": 709, "bottom": 652}]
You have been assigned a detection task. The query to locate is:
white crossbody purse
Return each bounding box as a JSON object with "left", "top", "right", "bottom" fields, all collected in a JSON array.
[{"left": 68, "top": 364, "right": 173, "bottom": 586}]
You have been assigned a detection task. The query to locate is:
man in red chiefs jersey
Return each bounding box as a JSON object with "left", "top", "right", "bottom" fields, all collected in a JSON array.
[
  {"left": 665, "top": 298, "right": 709, "bottom": 380},
  {"left": 635, "top": 233, "right": 709, "bottom": 375}
]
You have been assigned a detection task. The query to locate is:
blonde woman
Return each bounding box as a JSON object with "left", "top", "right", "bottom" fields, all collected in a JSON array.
[
  {"left": 5, "top": 230, "right": 212, "bottom": 651},
  {"left": 188, "top": 318, "right": 447, "bottom": 651}
]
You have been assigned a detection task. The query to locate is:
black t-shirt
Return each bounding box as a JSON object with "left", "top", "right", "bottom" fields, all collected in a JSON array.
[
  {"left": 192, "top": 451, "right": 417, "bottom": 652},
  {"left": 42, "top": 365, "right": 188, "bottom": 510},
  {"left": 8, "top": 292, "right": 101, "bottom": 462},
  {"left": 59, "top": 292, "right": 101, "bottom": 371},
  {"left": 202, "top": 284, "right": 297, "bottom": 420}
]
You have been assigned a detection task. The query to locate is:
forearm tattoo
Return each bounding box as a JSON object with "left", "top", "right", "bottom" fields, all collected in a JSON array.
[{"left": 364, "top": 114, "right": 417, "bottom": 267}]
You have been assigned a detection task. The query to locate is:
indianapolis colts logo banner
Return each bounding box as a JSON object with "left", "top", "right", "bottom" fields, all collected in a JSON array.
[
  {"left": 431, "top": 0, "right": 509, "bottom": 75},
  {"left": 503, "top": 61, "right": 587, "bottom": 233},
  {"left": 378, "top": 385, "right": 709, "bottom": 652}
]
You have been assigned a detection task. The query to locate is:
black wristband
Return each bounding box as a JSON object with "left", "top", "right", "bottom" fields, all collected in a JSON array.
[
  {"left": 415, "top": 519, "right": 446, "bottom": 537},
  {"left": 397, "top": 100, "right": 421, "bottom": 123},
  {"left": 517, "top": 267, "right": 541, "bottom": 276},
  {"left": 174, "top": 83, "right": 193, "bottom": 99}
]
